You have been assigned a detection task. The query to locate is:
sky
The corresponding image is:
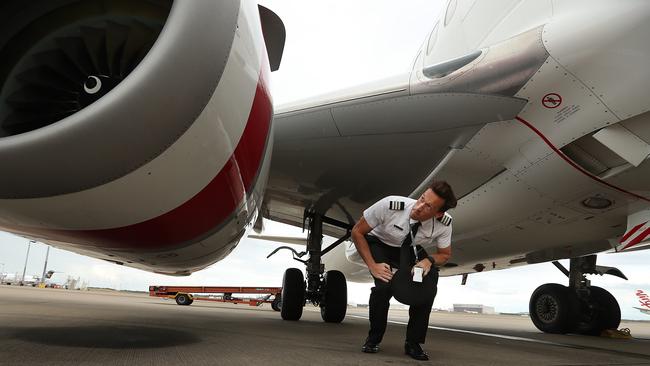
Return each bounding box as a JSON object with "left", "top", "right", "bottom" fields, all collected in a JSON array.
[{"left": 1, "top": 1, "right": 649, "bottom": 321}]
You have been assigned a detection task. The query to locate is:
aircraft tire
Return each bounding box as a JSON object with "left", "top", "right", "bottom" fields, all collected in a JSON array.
[
  {"left": 280, "top": 268, "right": 305, "bottom": 320},
  {"left": 320, "top": 270, "right": 347, "bottom": 323},
  {"left": 529, "top": 283, "right": 578, "bottom": 334},
  {"left": 575, "top": 286, "right": 621, "bottom": 336}
]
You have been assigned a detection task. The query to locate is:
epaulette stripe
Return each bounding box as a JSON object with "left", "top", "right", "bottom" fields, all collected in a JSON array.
[{"left": 439, "top": 213, "right": 453, "bottom": 226}]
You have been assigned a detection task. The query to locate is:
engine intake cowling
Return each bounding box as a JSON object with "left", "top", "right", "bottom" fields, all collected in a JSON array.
[{"left": 0, "top": 0, "right": 240, "bottom": 199}]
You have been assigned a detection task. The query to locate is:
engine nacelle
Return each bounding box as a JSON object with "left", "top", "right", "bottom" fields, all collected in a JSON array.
[{"left": 0, "top": 1, "right": 275, "bottom": 275}]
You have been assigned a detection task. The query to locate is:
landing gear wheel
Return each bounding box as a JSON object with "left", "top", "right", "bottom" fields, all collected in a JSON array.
[
  {"left": 271, "top": 293, "right": 282, "bottom": 312},
  {"left": 529, "top": 284, "right": 578, "bottom": 334},
  {"left": 281, "top": 268, "right": 305, "bottom": 321},
  {"left": 576, "top": 286, "right": 621, "bottom": 335},
  {"left": 320, "top": 270, "right": 347, "bottom": 323},
  {"left": 175, "top": 293, "right": 192, "bottom": 306}
]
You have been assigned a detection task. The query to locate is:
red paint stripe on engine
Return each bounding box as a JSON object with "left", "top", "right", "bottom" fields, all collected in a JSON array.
[{"left": 4, "top": 68, "right": 272, "bottom": 250}]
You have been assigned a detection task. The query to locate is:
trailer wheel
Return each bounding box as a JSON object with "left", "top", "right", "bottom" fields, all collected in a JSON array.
[
  {"left": 175, "top": 293, "right": 192, "bottom": 306},
  {"left": 271, "top": 293, "right": 281, "bottom": 312}
]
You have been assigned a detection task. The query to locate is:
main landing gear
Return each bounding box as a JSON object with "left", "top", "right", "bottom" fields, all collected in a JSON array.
[
  {"left": 267, "top": 210, "right": 352, "bottom": 323},
  {"left": 529, "top": 255, "right": 626, "bottom": 335}
]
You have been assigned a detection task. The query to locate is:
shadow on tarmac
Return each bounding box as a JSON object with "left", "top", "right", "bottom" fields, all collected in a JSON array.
[{"left": 11, "top": 325, "right": 200, "bottom": 349}]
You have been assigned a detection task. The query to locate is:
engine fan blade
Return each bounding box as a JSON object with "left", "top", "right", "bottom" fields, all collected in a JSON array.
[
  {"left": 105, "top": 21, "right": 129, "bottom": 77},
  {"left": 16, "top": 66, "right": 79, "bottom": 93},
  {"left": 80, "top": 26, "right": 109, "bottom": 76},
  {"left": 56, "top": 36, "right": 96, "bottom": 76}
]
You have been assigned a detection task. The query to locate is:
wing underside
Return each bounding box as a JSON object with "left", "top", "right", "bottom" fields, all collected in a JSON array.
[{"left": 265, "top": 85, "right": 527, "bottom": 235}]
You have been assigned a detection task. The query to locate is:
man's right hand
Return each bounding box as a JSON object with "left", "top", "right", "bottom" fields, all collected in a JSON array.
[{"left": 370, "top": 262, "right": 393, "bottom": 282}]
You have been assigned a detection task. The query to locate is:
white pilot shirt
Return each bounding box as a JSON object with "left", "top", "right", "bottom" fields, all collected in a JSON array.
[{"left": 363, "top": 195, "right": 452, "bottom": 249}]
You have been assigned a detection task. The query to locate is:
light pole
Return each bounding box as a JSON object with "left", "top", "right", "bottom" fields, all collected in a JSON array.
[
  {"left": 40, "top": 246, "right": 50, "bottom": 286},
  {"left": 20, "top": 240, "right": 36, "bottom": 285}
]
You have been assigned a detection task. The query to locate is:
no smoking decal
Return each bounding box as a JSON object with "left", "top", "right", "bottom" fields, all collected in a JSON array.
[{"left": 542, "top": 93, "right": 562, "bottom": 109}]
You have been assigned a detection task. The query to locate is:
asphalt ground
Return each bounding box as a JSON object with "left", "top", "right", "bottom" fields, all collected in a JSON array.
[{"left": 1, "top": 285, "right": 649, "bottom": 365}]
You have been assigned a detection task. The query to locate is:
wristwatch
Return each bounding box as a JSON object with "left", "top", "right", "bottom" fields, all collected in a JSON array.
[{"left": 425, "top": 255, "right": 436, "bottom": 266}]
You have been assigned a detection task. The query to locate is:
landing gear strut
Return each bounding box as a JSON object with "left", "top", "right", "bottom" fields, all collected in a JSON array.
[
  {"left": 268, "top": 210, "right": 351, "bottom": 323},
  {"left": 529, "top": 255, "right": 626, "bottom": 335}
]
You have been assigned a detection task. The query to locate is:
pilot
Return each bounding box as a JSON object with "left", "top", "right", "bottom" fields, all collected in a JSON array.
[{"left": 351, "top": 180, "right": 456, "bottom": 361}]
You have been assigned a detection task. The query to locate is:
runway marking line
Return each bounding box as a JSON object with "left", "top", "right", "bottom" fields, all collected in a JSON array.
[
  {"left": 347, "top": 315, "right": 576, "bottom": 348},
  {"left": 347, "top": 314, "right": 650, "bottom": 360}
]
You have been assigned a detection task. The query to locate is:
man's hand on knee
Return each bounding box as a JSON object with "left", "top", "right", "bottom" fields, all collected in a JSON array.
[{"left": 370, "top": 262, "right": 393, "bottom": 282}]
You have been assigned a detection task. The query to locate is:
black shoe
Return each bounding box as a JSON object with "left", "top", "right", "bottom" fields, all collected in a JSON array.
[
  {"left": 404, "top": 342, "right": 429, "bottom": 361},
  {"left": 361, "top": 339, "right": 379, "bottom": 353}
]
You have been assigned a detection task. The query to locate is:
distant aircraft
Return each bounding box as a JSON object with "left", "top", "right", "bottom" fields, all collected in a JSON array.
[
  {"left": 0, "top": 273, "right": 39, "bottom": 286},
  {"left": 634, "top": 290, "right": 650, "bottom": 315}
]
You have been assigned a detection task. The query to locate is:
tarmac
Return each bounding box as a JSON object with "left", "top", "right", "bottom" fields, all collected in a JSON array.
[{"left": 1, "top": 285, "right": 650, "bottom": 365}]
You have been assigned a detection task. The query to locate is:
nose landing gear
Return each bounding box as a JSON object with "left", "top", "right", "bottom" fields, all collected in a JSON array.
[{"left": 268, "top": 210, "right": 352, "bottom": 323}]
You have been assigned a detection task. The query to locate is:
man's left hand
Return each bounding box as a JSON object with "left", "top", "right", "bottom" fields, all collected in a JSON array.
[{"left": 413, "top": 259, "right": 433, "bottom": 276}]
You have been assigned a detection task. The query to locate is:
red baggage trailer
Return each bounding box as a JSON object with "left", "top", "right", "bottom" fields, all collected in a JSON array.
[{"left": 149, "top": 285, "right": 282, "bottom": 311}]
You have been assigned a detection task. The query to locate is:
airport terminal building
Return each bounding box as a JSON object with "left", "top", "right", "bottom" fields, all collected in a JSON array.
[{"left": 453, "top": 304, "right": 496, "bottom": 314}]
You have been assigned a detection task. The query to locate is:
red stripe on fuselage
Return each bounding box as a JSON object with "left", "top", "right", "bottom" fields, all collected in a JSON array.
[
  {"left": 623, "top": 227, "right": 650, "bottom": 250},
  {"left": 620, "top": 222, "right": 646, "bottom": 243},
  {"left": 2, "top": 67, "right": 272, "bottom": 250}
]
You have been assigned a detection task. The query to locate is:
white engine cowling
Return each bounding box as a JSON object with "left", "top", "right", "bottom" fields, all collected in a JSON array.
[{"left": 0, "top": 0, "right": 278, "bottom": 275}]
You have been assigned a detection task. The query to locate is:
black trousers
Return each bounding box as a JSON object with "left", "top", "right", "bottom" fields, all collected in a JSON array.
[{"left": 366, "top": 236, "right": 439, "bottom": 344}]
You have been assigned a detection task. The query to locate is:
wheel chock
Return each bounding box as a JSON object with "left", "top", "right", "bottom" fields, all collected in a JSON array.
[{"left": 600, "top": 328, "right": 633, "bottom": 339}]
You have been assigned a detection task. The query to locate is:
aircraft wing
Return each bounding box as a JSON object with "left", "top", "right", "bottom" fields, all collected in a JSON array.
[{"left": 264, "top": 72, "right": 527, "bottom": 235}]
